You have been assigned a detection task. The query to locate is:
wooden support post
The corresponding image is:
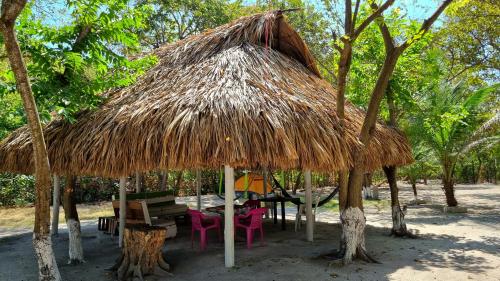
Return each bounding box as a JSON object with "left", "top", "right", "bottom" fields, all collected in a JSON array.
[
  {"left": 51, "top": 175, "right": 60, "bottom": 235},
  {"left": 224, "top": 165, "right": 235, "bottom": 268},
  {"left": 263, "top": 167, "right": 269, "bottom": 219},
  {"left": 196, "top": 170, "right": 202, "bottom": 211},
  {"left": 119, "top": 177, "right": 127, "bottom": 248},
  {"left": 304, "top": 170, "right": 313, "bottom": 242}
]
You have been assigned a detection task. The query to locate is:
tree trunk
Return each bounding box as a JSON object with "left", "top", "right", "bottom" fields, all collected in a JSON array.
[
  {"left": 135, "top": 172, "right": 143, "bottom": 193},
  {"left": 159, "top": 171, "right": 167, "bottom": 191},
  {"left": 174, "top": 171, "right": 183, "bottom": 194},
  {"left": 383, "top": 166, "right": 411, "bottom": 237},
  {"left": 443, "top": 178, "right": 458, "bottom": 207},
  {"left": 63, "top": 176, "right": 84, "bottom": 264},
  {"left": 112, "top": 225, "right": 170, "bottom": 281},
  {"left": 411, "top": 181, "right": 418, "bottom": 201},
  {"left": 339, "top": 167, "right": 375, "bottom": 264},
  {"left": 0, "top": 3, "right": 61, "bottom": 280},
  {"left": 443, "top": 161, "right": 458, "bottom": 207},
  {"left": 292, "top": 171, "right": 302, "bottom": 195}
]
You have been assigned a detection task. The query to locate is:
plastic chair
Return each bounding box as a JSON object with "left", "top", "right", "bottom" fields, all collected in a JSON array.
[
  {"left": 243, "top": 199, "right": 261, "bottom": 209},
  {"left": 234, "top": 207, "right": 267, "bottom": 249},
  {"left": 187, "top": 209, "right": 222, "bottom": 250},
  {"left": 295, "top": 192, "right": 322, "bottom": 232}
]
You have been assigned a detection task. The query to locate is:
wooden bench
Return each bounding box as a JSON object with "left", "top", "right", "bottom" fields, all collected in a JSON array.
[{"left": 111, "top": 192, "right": 188, "bottom": 238}]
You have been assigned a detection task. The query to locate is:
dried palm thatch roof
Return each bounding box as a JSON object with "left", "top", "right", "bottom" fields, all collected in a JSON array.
[{"left": 0, "top": 11, "right": 412, "bottom": 177}]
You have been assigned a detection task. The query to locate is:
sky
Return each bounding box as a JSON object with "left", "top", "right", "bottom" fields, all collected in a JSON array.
[{"left": 39, "top": 0, "right": 447, "bottom": 27}]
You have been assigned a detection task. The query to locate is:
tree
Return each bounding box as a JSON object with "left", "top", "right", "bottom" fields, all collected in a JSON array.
[
  {"left": 436, "top": 0, "right": 499, "bottom": 81},
  {"left": 337, "top": 0, "right": 453, "bottom": 263},
  {"left": 408, "top": 82, "right": 498, "bottom": 206},
  {"left": 345, "top": 10, "right": 439, "bottom": 237},
  {"left": 0, "top": 0, "right": 156, "bottom": 264},
  {"left": 137, "top": 0, "right": 243, "bottom": 49},
  {"left": 319, "top": 0, "right": 395, "bottom": 260},
  {"left": 0, "top": 0, "right": 61, "bottom": 280},
  {"left": 7, "top": 0, "right": 155, "bottom": 121}
]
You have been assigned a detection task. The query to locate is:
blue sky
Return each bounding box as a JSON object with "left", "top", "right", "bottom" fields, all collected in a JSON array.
[{"left": 39, "top": 0, "right": 445, "bottom": 28}]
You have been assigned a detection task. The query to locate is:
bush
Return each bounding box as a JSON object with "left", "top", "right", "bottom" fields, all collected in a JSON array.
[{"left": 0, "top": 174, "right": 35, "bottom": 207}]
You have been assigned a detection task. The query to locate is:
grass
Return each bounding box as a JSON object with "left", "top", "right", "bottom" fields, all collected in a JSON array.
[
  {"left": 0, "top": 202, "right": 113, "bottom": 230},
  {"left": 285, "top": 197, "right": 390, "bottom": 212},
  {"left": 322, "top": 198, "right": 391, "bottom": 212}
]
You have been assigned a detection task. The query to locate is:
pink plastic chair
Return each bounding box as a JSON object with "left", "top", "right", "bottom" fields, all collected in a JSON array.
[
  {"left": 187, "top": 209, "right": 222, "bottom": 250},
  {"left": 243, "top": 199, "right": 261, "bottom": 209},
  {"left": 234, "top": 207, "right": 267, "bottom": 249}
]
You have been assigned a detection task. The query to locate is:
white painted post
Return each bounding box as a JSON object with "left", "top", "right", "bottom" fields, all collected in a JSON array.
[
  {"left": 196, "top": 169, "right": 202, "bottom": 211},
  {"left": 119, "top": 177, "right": 127, "bottom": 247},
  {"left": 51, "top": 175, "right": 60, "bottom": 235},
  {"left": 304, "top": 170, "right": 313, "bottom": 242},
  {"left": 224, "top": 165, "right": 235, "bottom": 268},
  {"left": 135, "top": 172, "right": 141, "bottom": 193}
]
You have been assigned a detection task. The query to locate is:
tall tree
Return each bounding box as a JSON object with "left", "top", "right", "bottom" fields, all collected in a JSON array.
[
  {"left": 0, "top": 0, "right": 61, "bottom": 280},
  {"left": 321, "top": 0, "right": 394, "bottom": 259},
  {"left": 339, "top": 0, "right": 453, "bottom": 263},
  {"left": 345, "top": 10, "right": 438, "bottom": 237}
]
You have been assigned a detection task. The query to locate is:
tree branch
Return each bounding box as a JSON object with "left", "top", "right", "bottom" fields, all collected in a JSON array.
[
  {"left": 352, "top": 0, "right": 394, "bottom": 40},
  {"left": 0, "top": 0, "right": 27, "bottom": 26},
  {"left": 345, "top": 0, "right": 353, "bottom": 35},
  {"left": 351, "top": 0, "right": 361, "bottom": 34},
  {"left": 377, "top": 18, "right": 395, "bottom": 52},
  {"left": 399, "top": 0, "right": 454, "bottom": 51}
]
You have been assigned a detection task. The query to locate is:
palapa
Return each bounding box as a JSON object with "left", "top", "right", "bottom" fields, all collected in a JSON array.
[{"left": 0, "top": 11, "right": 412, "bottom": 177}]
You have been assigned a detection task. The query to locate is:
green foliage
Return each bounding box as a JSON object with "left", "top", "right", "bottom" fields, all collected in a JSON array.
[
  {"left": 0, "top": 174, "right": 35, "bottom": 206},
  {"left": 137, "top": 0, "right": 244, "bottom": 48},
  {"left": 0, "top": 0, "right": 157, "bottom": 122},
  {"left": 436, "top": 0, "right": 499, "bottom": 81},
  {"left": 0, "top": 92, "right": 25, "bottom": 139},
  {"left": 406, "top": 82, "right": 498, "bottom": 182}
]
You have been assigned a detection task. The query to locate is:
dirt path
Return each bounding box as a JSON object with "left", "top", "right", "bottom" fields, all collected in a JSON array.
[{"left": 0, "top": 182, "right": 498, "bottom": 281}]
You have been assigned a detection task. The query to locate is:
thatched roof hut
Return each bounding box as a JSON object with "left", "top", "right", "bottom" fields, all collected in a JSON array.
[{"left": 0, "top": 11, "right": 412, "bottom": 177}]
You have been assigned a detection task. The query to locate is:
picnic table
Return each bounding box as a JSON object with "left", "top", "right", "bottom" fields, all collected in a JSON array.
[
  {"left": 258, "top": 197, "right": 301, "bottom": 230},
  {"left": 204, "top": 204, "right": 246, "bottom": 216}
]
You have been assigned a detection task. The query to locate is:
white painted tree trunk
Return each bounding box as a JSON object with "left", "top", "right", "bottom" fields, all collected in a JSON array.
[
  {"left": 33, "top": 234, "right": 61, "bottom": 281},
  {"left": 340, "top": 207, "right": 366, "bottom": 264},
  {"left": 51, "top": 176, "right": 60, "bottom": 236},
  {"left": 66, "top": 219, "right": 84, "bottom": 264},
  {"left": 391, "top": 206, "right": 407, "bottom": 236},
  {"left": 224, "top": 165, "right": 235, "bottom": 268}
]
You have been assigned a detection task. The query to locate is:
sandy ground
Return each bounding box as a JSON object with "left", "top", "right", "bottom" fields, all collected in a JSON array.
[{"left": 0, "top": 182, "right": 499, "bottom": 281}]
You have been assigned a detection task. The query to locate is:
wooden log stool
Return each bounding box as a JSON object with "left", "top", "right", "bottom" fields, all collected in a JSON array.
[{"left": 112, "top": 224, "right": 171, "bottom": 280}]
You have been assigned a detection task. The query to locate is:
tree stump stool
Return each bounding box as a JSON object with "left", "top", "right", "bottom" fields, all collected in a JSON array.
[{"left": 112, "top": 224, "right": 170, "bottom": 280}]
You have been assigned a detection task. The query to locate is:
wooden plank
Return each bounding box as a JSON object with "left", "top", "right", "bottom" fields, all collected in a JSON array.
[{"left": 141, "top": 200, "right": 152, "bottom": 225}]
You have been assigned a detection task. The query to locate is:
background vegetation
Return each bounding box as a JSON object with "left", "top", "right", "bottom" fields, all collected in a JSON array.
[{"left": 0, "top": 0, "right": 498, "bottom": 207}]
